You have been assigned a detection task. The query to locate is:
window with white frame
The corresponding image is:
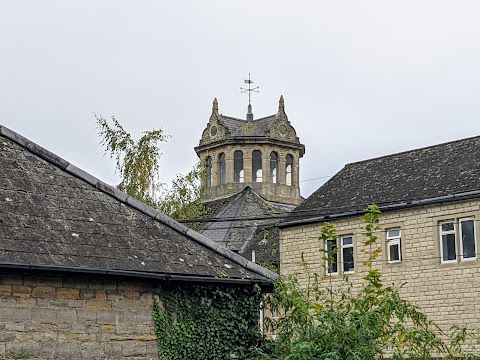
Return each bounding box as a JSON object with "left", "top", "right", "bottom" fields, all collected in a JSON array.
[
  {"left": 460, "top": 218, "right": 476, "bottom": 260},
  {"left": 326, "top": 236, "right": 355, "bottom": 274},
  {"left": 440, "top": 218, "right": 477, "bottom": 263},
  {"left": 386, "top": 229, "right": 402, "bottom": 263},
  {"left": 440, "top": 221, "right": 457, "bottom": 263},
  {"left": 342, "top": 236, "right": 355, "bottom": 273}
]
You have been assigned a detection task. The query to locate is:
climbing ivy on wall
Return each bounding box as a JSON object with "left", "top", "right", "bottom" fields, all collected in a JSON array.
[{"left": 152, "top": 284, "right": 264, "bottom": 360}]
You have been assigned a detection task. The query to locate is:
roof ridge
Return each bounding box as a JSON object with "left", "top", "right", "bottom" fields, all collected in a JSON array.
[
  {"left": 0, "top": 125, "right": 277, "bottom": 281},
  {"left": 347, "top": 134, "right": 480, "bottom": 166}
]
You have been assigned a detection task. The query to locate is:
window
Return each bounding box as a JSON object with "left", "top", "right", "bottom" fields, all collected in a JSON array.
[
  {"left": 460, "top": 218, "right": 476, "bottom": 260},
  {"left": 219, "top": 153, "right": 226, "bottom": 185},
  {"left": 252, "top": 150, "right": 262, "bottom": 182},
  {"left": 205, "top": 156, "right": 212, "bottom": 187},
  {"left": 325, "top": 239, "right": 338, "bottom": 274},
  {"left": 342, "top": 236, "right": 354, "bottom": 272},
  {"left": 234, "top": 150, "right": 244, "bottom": 182},
  {"left": 326, "top": 236, "right": 355, "bottom": 274},
  {"left": 386, "top": 229, "right": 402, "bottom": 263},
  {"left": 439, "top": 218, "right": 477, "bottom": 263},
  {"left": 440, "top": 221, "right": 456, "bottom": 263},
  {"left": 285, "top": 154, "right": 293, "bottom": 186},
  {"left": 270, "top": 152, "right": 278, "bottom": 183}
]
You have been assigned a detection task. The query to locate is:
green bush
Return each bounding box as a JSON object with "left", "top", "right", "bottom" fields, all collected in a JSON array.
[{"left": 153, "top": 284, "right": 263, "bottom": 360}]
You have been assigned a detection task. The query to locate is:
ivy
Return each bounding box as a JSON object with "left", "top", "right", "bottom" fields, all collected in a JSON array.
[{"left": 152, "top": 284, "right": 264, "bottom": 360}]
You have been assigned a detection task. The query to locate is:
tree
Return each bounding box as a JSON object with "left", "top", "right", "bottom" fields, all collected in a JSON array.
[
  {"left": 96, "top": 115, "right": 204, "bottom": 219},
  {"left": 242, "top": 205, "right": 475, "bottom": 360}
]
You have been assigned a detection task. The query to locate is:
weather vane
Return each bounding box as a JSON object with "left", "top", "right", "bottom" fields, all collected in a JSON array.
[{"left": 240, "top": 73, "right": 259, "bottom": 105}]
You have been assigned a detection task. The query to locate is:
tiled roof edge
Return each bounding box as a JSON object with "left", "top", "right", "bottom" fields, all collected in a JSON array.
[
  {"left": 0, "top": 125, "right": 278, "bottom": 282},
  {"left": 0, "top": 262, "right": 274, "bottom": 287},
  {"left": 346, "top": 134, "right": 480, "bottom": 167},
  {"left": 279, "top": 190, "right": 480, "bottom": 228}
]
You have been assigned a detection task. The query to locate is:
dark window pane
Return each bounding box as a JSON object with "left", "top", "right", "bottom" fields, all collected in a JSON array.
[
  {"left": 219, "top": 153, "right": 226, "bottom": 184},
  {"left": 206, "top": 157, "right": 212, "bottom": 187},
  {"left": 327, "top": 240, "right": 338, "bottom": 273},
  {"left": 343, "top": 247, "right": 354, "bottom": 272},
  {"left": 389, "top": 243, "right": 400, "bottom": 261},
  {"left": 442, "top": 222, "right": 454, "bottom": 232},
  {"left": 461, "top": 220, "right": 476, "bottom": 258},
  {"left": 442, "top": 233, "right": 456, "bottom": 261}
]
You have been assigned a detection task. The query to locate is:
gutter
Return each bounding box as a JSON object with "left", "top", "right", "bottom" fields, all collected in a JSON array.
[
  {"left": 279, "top": 190, "right": 480, "bottom": 228},
  {"left": 0, "top": 262, "right": 275, "bottom": 288}
]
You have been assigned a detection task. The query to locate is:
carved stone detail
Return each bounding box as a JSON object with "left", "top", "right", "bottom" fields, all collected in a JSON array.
[{"left": 200, "top": 98, "right": 229, "bottom": 145}]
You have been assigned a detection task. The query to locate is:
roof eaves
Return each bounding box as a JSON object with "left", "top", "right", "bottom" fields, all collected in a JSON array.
[
  {"left": 0, "top": 125, "right": 278, "bottom": 282},
  {"left": 279, "top": 190, "right": 480, "bottom": 228},
  {"left": 0, "top": 262, "right": 274, "bottom": 288}
]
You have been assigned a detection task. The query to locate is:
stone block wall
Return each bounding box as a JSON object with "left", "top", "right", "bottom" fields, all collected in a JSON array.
[
  {"left": 280, "top": 199, "right": 480, "bottom": 353},
  {"left": 199, "top": 144, "right": 302, "bottom": 205},
  {"left": 0, "top": 271, "right": 159, "bottom": 359}
]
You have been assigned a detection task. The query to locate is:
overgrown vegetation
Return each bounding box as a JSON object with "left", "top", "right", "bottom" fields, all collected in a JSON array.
[
  {"left": 96, "top": 115, "right": 205, "bottom": 219},
  {"left": 249, "top": 205, "right": 476, "bottom": 359},
  {"left": 152, "top": 284, "right": 263, "bottom": 360}
]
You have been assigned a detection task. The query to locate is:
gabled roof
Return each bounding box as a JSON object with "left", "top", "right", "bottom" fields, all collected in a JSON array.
[
  {"left": 0, "top": 125, "right": 277, "bottom": 284},
  {"left": 180, "top": 187, "right": 292, "bottom": 268},
  {"left": 194, "top": 187, "right": 292, "bottom": 251},
  {"left": 282, "top": 135, "right": 480, "bottom": 227}
]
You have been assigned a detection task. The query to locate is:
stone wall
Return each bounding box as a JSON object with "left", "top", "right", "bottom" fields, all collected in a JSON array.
[
  {"left": 0, "top": 271, "right": 159, "bottom": 359},
  {"left": 280, "top": 199, "right": 480, "bottom": 352},
  {"left": 199, "top": 143, "right": 302, "bottom": 205}
]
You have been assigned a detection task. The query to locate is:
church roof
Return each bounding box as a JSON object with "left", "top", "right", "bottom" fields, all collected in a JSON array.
[
  {"left": 196, "top": 97, "right": 304, "bottom": 155},
  {"left": 0, "top": 125, "right": 277, "bottom": 284},
  {"left": 281, "top": 135, "right": 480, "bottom": 227}
]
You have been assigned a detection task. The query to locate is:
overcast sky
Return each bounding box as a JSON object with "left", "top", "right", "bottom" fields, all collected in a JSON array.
[{"left": 2, "top": 1, "right": 480, "bottom": 198}]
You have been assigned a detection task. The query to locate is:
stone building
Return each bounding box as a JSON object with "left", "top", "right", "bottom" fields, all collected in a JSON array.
[
  {"left": 0, "top": 125, "right": 276, "bottom": 359},
  {"left": 279, "top": 135, "right": 480, "bottom": 352},
  {"left": 186, "top": 97, "right": 305, "bottom": 268}
]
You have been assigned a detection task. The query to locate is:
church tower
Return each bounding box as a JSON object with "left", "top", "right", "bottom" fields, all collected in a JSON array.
[{"left": 195, "top": 96, "right": 305, "bottom": 205}]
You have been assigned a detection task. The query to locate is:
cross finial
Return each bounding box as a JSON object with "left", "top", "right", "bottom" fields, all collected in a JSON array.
[{"left": 240, "top": 73, "right": 259, "bottom": 105}]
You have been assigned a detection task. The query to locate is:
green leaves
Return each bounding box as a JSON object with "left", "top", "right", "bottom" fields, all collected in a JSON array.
[
  {"left": 96, "top": 114, "right": 168, "bottom": 207},
  {"left": 152, "top": 284, "right": 263, "bottom": 360},
  {"left": 96, "top": 115, "right": 205, "bottom": 219}
]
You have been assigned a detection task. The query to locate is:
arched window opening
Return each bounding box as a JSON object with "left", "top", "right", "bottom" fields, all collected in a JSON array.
[
  {"left": 234, "top": 150, "right": 244, "bottom": 183},
  {"left": 270, "top": 152, "right": 278, "bottom": 183},
  {"left": 219, "top": 153, "right": 226, "bottom": 185},
  {"left": 252, "top": 150, "right": 263, "bottom": 183},
  {"left": 205, "top": 156, "right": 212, "bottom": 187},
  {"left": 286, "top": 154, "right": 293, "bottom": 186}
]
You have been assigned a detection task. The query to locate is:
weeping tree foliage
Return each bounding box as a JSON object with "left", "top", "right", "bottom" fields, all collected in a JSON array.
[
  {"left": 244, "top": 205, "right": 476, "bottom": 360},
  {"left": 96, "top": 115, "right": 205, "bottom": 219},
  {"left": 156, "top": 164, "right": 205, "bottom": 220}
]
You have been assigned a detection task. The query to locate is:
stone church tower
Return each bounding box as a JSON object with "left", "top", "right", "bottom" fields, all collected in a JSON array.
[{"left": 195, "top": 96, "right": 305, "bottom": 205}]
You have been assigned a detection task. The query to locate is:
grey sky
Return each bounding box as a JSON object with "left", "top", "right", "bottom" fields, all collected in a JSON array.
[{"left": 2, "top": 1, "right": 480, "bottom": 198}]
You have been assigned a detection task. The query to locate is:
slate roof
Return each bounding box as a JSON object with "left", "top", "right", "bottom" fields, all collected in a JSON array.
[
  {"left": 221, "top": 114, "right": 277, "bottom": 138},
  {"left": 181, "top": 187, "right": 292, "bottom": 268},
  {"left": 0, "top": 125, "right": 277, "bottom": 284},
  {"left": 282, "top": 135, "right": 480, "bottom": 227}
]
